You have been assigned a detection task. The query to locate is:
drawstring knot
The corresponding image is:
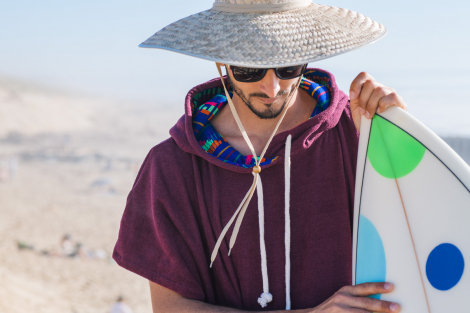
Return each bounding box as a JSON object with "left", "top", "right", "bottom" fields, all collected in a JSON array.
[{"left": 258, "top": 292, "right": 273, "bottom": 308}]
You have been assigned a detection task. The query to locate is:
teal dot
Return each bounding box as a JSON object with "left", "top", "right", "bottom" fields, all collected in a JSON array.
[
  {"left": 367, "top": 115, "right": 426, "bottom": 179},
  {"left": 356, "top": 215, "right": 386, "bottom": 299}
]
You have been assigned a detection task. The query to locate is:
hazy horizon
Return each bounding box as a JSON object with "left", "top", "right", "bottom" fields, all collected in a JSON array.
[{"left": 1, "top": 0, "right": 470, "bottom": 136}]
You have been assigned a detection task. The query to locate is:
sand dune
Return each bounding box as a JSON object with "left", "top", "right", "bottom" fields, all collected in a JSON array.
[{"left": 0, "top": 76, "right": 97, "bottom": 137}]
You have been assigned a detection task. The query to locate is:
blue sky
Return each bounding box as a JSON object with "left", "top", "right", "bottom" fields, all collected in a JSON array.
[{"left": 1, "top": 0, "right": 470, "bottom": 135}]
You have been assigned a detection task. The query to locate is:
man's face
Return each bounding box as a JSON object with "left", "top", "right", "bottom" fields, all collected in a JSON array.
[{"left": 226, "top": 65, "right": 300, "bottom": 120}]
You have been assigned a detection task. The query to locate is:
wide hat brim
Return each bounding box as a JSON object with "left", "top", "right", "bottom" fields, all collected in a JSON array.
[{"left": 140, "top": 3, "right": 387, "bottom": 68}]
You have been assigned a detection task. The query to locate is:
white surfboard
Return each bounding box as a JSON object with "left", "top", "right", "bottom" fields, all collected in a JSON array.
[{"left": 352, "top": 107, "right": 470, "bottom": 312}]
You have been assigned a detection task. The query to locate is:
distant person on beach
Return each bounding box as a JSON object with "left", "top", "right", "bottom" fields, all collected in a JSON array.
[
  {"left": 0, "top": 157, "right": 10, "bottom": 182},
  {"left": 110, "top": 296, "right": 133, "bottom": 313},
  {"left": 0, "top": 156, "right": 18, "bottom": 182},
  {"left": 114, "top": 1, "right": 406, "bottom": 312},
  {"left": 9, "top": 157, "right": 18, "bottom": 180},
  {"left": 38, "top": 233, "right": 76, "bottom": 257},
  {"left": 37, "top": 234, "right": 108, "bottom": 261},
  {"left": 61, "top": 234, "right": 74, "bottom": 256}
]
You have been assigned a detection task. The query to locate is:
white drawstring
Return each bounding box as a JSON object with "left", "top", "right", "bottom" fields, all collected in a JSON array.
[
  {"left": 211, "top": 63, "right": 300, "bottom": 309},
  {"left": 210, "top": 174, "right": 259, "bottom": 267},
  {"left": 256, "top": 174, "right": 272, "bottom": 307},
  {"left": 284, "top": 134, "right": 292, "bottom": 310},
  {"left": 257, "top": 173, "right": 273, "bottom": 308},
  {"left": 257, "top": 135, "right": 292, "bottom": 309}
]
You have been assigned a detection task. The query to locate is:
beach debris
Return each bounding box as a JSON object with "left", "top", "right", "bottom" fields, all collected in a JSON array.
[
  {"left": 17, "top": 240, "right": 34, "bottom": 250},
  {"left": 90, "top": 178, "right": 116, "bottom": 194},
  {"left": 23, "top": 233, "right": 112, "bottom": 262},
  {"left": 110, "top": 296, "right": 134, "bottom": 313}
]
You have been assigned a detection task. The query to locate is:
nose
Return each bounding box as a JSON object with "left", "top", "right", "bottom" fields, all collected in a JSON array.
[{"left": 259, "top": 69, "right": 281, "bottom": 98}]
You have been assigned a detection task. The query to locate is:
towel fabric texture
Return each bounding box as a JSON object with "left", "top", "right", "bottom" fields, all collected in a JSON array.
[{"left": 113, "top": 68, "right": 359, "bottom": 310}]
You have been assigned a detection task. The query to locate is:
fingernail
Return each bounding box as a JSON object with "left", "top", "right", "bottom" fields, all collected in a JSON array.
[
  {"left": 384, "top": 283, "right": 393, "bottom": 290},
  {"left": 365, "top": 111, "right": 371, "bottom": 119},
  {"left": 350, "top": 91, "right": 356, "bottom": 100},
  {"left": 390, "top": 303, "right": 399, "bottom": 312},
  {"left": 358, "top": 107, "right": 365, "bottom": 115}
]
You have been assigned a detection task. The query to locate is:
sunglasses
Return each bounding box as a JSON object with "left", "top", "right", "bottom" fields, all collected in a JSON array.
[{"left": 229, "top": 64, "right": 307, "bottom": 83}]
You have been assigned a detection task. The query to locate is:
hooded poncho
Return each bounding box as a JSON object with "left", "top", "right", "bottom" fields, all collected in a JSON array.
[{"left": 113, "top": 68, "right": 359, "bottom": 311}]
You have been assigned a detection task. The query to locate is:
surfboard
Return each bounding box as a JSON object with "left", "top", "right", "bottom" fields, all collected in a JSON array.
[{"left": 352, "top": 107, "right": 470, "bottom": 312}]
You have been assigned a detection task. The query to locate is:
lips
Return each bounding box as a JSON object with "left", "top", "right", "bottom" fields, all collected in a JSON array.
[{"left": 257, "top": 97, "right": 277, "bottom": 104}]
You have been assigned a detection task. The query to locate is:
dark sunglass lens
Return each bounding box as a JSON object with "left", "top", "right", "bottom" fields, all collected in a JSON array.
[
  {"left": 232, "top": 66, "right": 265, "bottom": 82},
  {"left": 276, "top": 65, "right": 305, "bottom": 79}
]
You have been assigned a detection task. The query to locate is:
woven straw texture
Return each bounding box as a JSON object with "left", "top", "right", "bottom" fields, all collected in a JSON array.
[
  {"left": 140, "top": 2, "right": 387, "bottom": 67},
  {"left": 214, "top": 0, "right": 303, "bottom": 3}
]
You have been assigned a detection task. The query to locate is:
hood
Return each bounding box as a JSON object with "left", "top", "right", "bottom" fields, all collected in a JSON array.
[
  {"left": 170, "top": 68, "right": 349, "bottom": 174},
  {"left": 169, "top": 67, "right": 352, "bottom": 309}
]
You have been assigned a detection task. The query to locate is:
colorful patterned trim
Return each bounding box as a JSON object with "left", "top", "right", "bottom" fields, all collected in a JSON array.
[{"left": 192, "top": 71, "right": 332, "bottom": 168}]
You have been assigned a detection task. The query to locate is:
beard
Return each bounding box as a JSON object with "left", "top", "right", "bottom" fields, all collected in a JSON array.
[{"left": 227, "top": 74, "right": 298, "bottom": 120}]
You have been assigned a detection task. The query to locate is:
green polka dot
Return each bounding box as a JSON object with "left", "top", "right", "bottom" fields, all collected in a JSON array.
[{"left": 367, "top": 115, "right": 426, "bottom": 179}]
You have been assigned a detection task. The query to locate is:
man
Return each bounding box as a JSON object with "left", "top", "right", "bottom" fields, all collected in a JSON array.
[{"left": 114, "top": 1, "right": 405, "bottom": 312}]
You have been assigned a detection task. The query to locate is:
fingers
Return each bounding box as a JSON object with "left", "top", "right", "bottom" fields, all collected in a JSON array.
[
  {"left": 346, "top": 282, "right": 394, "bottom": 297},
  {"left": 349, "top": 72, "right": 407, "bottom": 121},
  {"left": 356, "top": 79, "right": 383, "bottom": 119},
  {"left": 341, "top": 283, "right": 400, "bottom": 312},
  {"left": 324, "top": 303, "right": 369, "bottom": 313},
  {"left": 314, "top": 283, "right": 400, "bottom": 313},
  {"left": 349, "top": 71, "right": 375, "bottom": 101},
  {"left": 376, "top": 93, "right": 407, "bottom": 114},
  {"left": 344, "top": 295, "right": 400, "bottom": 313},
  {"left": 367, "top": 86, "right": 393, "bottom": 118}
]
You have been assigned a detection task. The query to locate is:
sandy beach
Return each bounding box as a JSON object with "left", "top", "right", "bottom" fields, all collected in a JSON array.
[{"left": 0, "top": 76, "right": 181, "bottom": 313}]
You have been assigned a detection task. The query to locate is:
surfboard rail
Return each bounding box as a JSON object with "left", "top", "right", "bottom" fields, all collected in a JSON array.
[{"left": 352, "top": 107, "right": 470, "bottom": 312}]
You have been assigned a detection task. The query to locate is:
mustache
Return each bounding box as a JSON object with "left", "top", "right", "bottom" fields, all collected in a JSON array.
[{"left": 249, "top": 89, "right": 289, "bottom": 99}]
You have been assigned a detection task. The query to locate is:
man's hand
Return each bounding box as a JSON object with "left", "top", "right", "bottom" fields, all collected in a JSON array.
[
  {"left": 305, "top": 282, "right": 400, "bottom": 313},
  {"left": 150, "top": 280, "right": 400, "bottom": 313},
  {"left": 349, "top": 72, "right": 407, "bottom": 132}
]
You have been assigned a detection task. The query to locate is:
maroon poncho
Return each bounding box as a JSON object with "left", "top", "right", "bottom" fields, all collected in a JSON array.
[{"left": 113, "top": 68, "right": 359, "bottom": 310}]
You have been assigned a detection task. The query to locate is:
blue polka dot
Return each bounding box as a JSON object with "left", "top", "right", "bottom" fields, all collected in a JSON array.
[
  {"left": 426, "top": 243, "right": 465, "bottom": 291},
  {"left": 356, "top": 215, "right": 386, "bottom": 299}
]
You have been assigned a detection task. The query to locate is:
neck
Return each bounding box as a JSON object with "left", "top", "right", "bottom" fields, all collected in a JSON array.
[
  {"left": 232, "top": 89, "right": 299, "bottom": 139},
  {"left": 211, "top": 86, "right": 314, "bottom": 156}
]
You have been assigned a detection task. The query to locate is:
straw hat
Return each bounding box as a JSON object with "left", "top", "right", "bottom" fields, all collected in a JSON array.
[{"left": 139, "top": 0, "right": 387, "bottom": 68}]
